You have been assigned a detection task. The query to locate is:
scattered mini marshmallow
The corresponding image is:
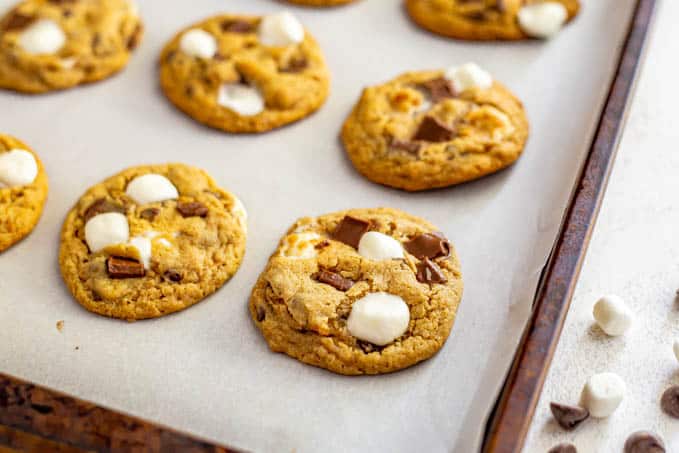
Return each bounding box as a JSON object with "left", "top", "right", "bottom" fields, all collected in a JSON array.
[
  {"left": 347, "top": 292, "right": 410, "bottom": 346},
  {"left": 279, "top": 232, "right": 321, "bottom": 259},
  {"left": 0, "top": 149, "right": 38, "bottom": 188},
  {"left": 357, "top": 231, "right": 404, "bottom": 261},
  {"left": 18, "top": 19, "right": 66, "bottom": 54},
  {"left": 517, "top": 2, "right": 568, "bottom": 39},
  {"left": 444, "top": 62, "right": 493, "bottom": 93},
  {"left": 179, "top": 28, "right": 217, "bottom": 59},
  {"left": 258, "top": 12, "right": 304, "bottom": 47},
  {"left": 673, "top": 339, "right": 679, "bottom": 363},
  {"left": 581, "top": 372, "right": 626, "bottom": 418},
  {"left": 85, "top": 212, "right": 130, "bottom": 253},
  {"left": 217, "top": 83, "right": 265, "bottom": 116},
  {"left": 125, "top": 174, "right": 179, "bottom": 205},
  {"left": 592, "top": 295, "right": 632, "bottom": 336}
]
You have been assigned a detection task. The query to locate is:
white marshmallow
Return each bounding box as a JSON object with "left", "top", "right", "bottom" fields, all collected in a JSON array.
[
  {"left": 231, "top": 196, "right": 248, "bottom": 231},
  {"left": 357, "top": 232, "right": 404, "bottom": 261},
  {"left": 258, "top": 12, "right": 304, "bottom": 47},
  {"left": 444, "top": 62, "right": 493, "bottom": 93},
  {"left": 347, "top": 293, "right": 410, "bottom": 346},
  {"left": 517, "top": 2, "right": 568, "bottom": 39},
  {"left": 84, "top": 212, "right": 130, "bottom": 253},
  {"left": 593, "top": 295, "right": 633, "bottom": 336},
  {"left": 179, "top": 28, "right": 217, "bottom": 59},
  {"left": 18, "top": 19, "right": 66, "bottom": 55},
  {"left": 157, "top": 238, "right": 171, "bottom": 248},
  {"left": 0, "top": 149, "right": 38, "bottom": 188},
  {"left": 125, "top": 174, "right": 178, "bottom": 205},
  {"left": 581, "top": 372, "right": 626, "bottom": 418},
  {"left": 129, "top": 235, "right": 152, "bottom": 269},
  {"left": 279, "top": 232, "right": 321, "bottom": 259},
  {"left": 60, "top": 57, "right": 76, "bottom": 69},
  {"left": 217, "top": 83, "right": 265, "bottom": 116}
]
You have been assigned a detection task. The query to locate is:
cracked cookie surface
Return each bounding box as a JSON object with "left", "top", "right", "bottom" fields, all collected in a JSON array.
[{"left": 249, "top": 207, "right": 463, "bottom": 375}]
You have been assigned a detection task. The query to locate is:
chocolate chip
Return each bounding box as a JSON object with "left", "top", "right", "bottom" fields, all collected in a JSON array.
[
  {"left": 1, "top": 11, "right": 35, "bottom": 32},
  {"left": 420, "top": 77, "right": 456, "bottom": 102},
  {"left": 281, "top": 57, "right": 308, "bottom": 73},
  {"left": 463, "top": 11, "right": 487, "bottom": 21},
  {"left": 176, "top": 201, "right": 208, "bottom": 218},
  {"left": 139, "top": 207, "right": 160, "bottom": 221},
  {"left": 315, "top": 270, "right": 354, "bottom": 292},
  {"left": 404, "top": 232, "right": 450, "bottom": 260},
  {"left": 314, "top": 240, "right": 330, "bottom": 250},
  {"left": 548, "top": 444, "right": 577, "bottom": 453},
  {"left": 416, "top": 258, "right": 447, "bottom": 284},
  {"left": 624, "top": 431, "right": 665, "bottom": 453},
  {"left": 660, "top": 386, "right": 679, "bottom": 418},
  {"left": 221, "top": 20, "right": 254, "bottom": 33},
  {"left": 127, "top": 24, "right": 142, "bottom": 51},
  {"left": 256, "top": 305, "right": 266, "bottom": 322},
  {"left": 495, "top": 0, "right": 506, "bottom": 12},
  {"left": 83, "top": 198, "right": 125, "bottom": 222},
  {"left": 331, "top": 216, "right": 371, "bottom": 249},
  {"left": 549, "top": 402, "right": 589, "bottom": 430},
  {"left": 357, "top": 340, "right": 384, "bottom": 354},
  {"left": 390, "top": 138, "right": 421, "bottom": 154},
  {"left": 164, "top": 269, "right": 182, "bottom": 282},
  {"left": 413, "top": 116, "right": 455, "bottom": 142},
  {"left": 107, "top": 256, "right": 144, "bottom": 279}
]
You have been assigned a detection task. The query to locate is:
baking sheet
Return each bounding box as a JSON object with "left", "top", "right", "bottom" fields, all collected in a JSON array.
[{"left": 0, "top": 1, "right": 637, "bottom": 452}]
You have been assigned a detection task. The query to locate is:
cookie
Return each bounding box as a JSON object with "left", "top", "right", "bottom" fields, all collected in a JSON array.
[
  {"left": 284, "top": 0, "right": 357, "bottom": 7},
  {"left": 405, "top": 0, "right": 580, "bottom": 41},
  {"left": 59, "top": 164, "right": 247, "bottom": 321},
  {"left": 341, "top": 63, "right": 529, "bottom": 191},
  {"left": 159, "top": 12, "right": 330, "bottom": 133},
  {"left": 0, "top": 134, "right": 48, "bottom": 252},
  {"left": 0, "top": 0, "right": 143, "bottom": 93},
  {"left": 249, "top": 207, "right": 463, "bottom": 375}
]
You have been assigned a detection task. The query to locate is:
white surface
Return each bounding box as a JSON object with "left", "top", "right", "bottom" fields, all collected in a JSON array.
[
  {"left": 525, "top": 1, "right": 679, "bottom": 451},
  {"left": 0, "top": 1, "right": 636, "bottom": 452}
]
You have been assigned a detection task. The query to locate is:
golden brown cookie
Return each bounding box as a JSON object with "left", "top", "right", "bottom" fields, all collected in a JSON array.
[
  {"left": 0, "top": 134, "right": 48, "bottom": 252},
  {"left": 341, "top": 64, "right": 529, "bottom": 191},
  {"left": 59, "top": 164, "right": 247, "bottom": 321},
  {"left": 249, "top": 207, "right": 463, "bottom": 375},
  {"left": 159, "top": 12, "right": 330, "bottom": 133},
  {"left": 405, "top": 0, "right": 580, "bottom": 41},
  {"left": 284, "top": 0, "right": 357, "bottom": 7},
  {"left": 0, "top": 0, "right": 143, "bottom": 93}
]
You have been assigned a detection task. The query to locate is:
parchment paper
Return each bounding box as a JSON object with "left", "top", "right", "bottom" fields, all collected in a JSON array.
[{"left": 0, "top": 1, "right": 637, "bottom": 451}]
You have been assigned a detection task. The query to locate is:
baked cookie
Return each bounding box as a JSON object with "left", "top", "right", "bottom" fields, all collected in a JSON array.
[
  {"left": 284, "top": 0, "right": 357, "bottom": 7},
  {"left": 159, "top": 12, "right": 330, "bottom": 133},
  {"left": 249, "top": 207, "right": 463, "bottom": 375},
  {"left": 341, "top": 63, "right": 529, "bottom": 191},
  {"left": 59, "top": 164, "right": 247, "bottom": 321},
  {"left": 0, "top": 134, "right": 48, "bottom": 252},
  {"left": 0, "top": 0, "right": 143, "bottom": 93},
  {"left": 405, "top": 0, "right": 580, "bottom": 41}
]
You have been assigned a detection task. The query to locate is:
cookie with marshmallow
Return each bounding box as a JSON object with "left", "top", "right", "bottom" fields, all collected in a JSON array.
[
  {"left": 59, "top": 163, "right": 247, "bottom": 321},
  {"left": 159, "top": 12, "right": 330, "bottom": 133},
  {"left": 0, "top": 134, "right": 48, "bottom": 252}
]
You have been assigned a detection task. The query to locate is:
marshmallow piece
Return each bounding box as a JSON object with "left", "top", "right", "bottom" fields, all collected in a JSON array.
[
  {"left": 231, "top": 196, "right": 247, "bottom": 231},
  {"left": 581, "top": 372, "right": 626, "bottom": 418},
  {"left": 0, "top": 149, "right": 38, "bottom": 188},
  {"left": 258, "top": 12, "right": 304, "bottom": 47},
  {"left": 85, "top": 212, "right": 130, "bottom": 253},
  {"left": 279, "top": 232, "right": 321, "bottom": 259},
  {"left": 444, "top": 62, "right": 493, "bottom": 93},
  {"left": 517, "top": 2, "right": 568, "bottom": 39},
  {"left": 157, "top": 238, "right": 171, "bottom": 248},
  {"left": 217, "top": 83, "right": 265, "bottom": 116},
  {"left": 357, "top": 232, "right": 404, "bottom": 261},
  {"left": 18, "top": 19, "right": 66, "bottom": 55},
  {"left": 129, "top": 236, "right": 152, "bottom": 269},
  {"left": 593, "top": 295, "right": 633, "bottom": 336},
  {"left": 60, "top": 57, "right": 76, "bottom": 69},
  {"left": 179, "top": 28, "right": 217, "bottom": 59},
  {"left": 125, "top": 174, "right": 178, "bottom": 205},
  {"left": 347, "top": 293, "right": 410, "bottom": 346},
  {"left": 673, "top": 340, "right": 679, "bottom": 363}
]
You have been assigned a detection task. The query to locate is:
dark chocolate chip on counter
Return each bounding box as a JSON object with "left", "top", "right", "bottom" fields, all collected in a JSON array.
[
  {"left": 221, "top": 20, "right": 254, "bottom": 33},
  {"left": 420, "top": 77, "right": 456, "bottom": 102},
  {"left": 107, "top": 256, "right": 145, "bottom": 279},
  {"left": 547, "top": 444, "right": 576, "bottom": 453},
  {"left": 416, "top": 258, "right": 447, "bottom": 284},
  {"left": 549, "top": 402, "right": 589, "bottom": 430},
  {"left": 83, "top": 198, "right": 125, "bottom": 222},
  {"left": 331, "top": 216, "right": 371, "bottom": 249},
  {"left": 176, "top": 201, "right": 208, "bottom": 218},
  {"left": 660, "top": 385, "right": 679, "bottom": 418},
  {"left": 390, "top": 138, "right": 421, "bottom": 154},
  {"left": 139, "top": 207, "right": 160, "bottom": 221},
  {"left": 413, "top": 116, "right": 455, "bottom": 142},
  {"left": 624, "top": 431, "right": 665, "bottom": 453},
  {"left": 315, "top": 270, "right": 354, "bottom": 292},
  {"left": 404, "top": 232, "right": 450, "bottom": 260},
  {"left": 2, "top": 11, "right": 34, "bottom": 31}
]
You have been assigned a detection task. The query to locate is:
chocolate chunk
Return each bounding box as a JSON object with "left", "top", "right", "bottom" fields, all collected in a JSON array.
[
  {"left": 164, "top": 269, "right": 182, "bottom": 282},
  {"left": 256, "top": 305, "right": 266, "bottom": 322},
  {"left": 107, "top": 256, "right": 144, "bottom": 279},
  {"left": 495, "top": 0, "right": 506, "bottom": 12},
  {"left": 221, "top": 20, "right": 254, "bottom": 33},
  {"left": 2, "top": 11, "right": 35, "bottom": 32},
  {"left": 357, "top": 340, "right": 384, "bottom": 354},
  {"left": 548, "top": 444, "right": 577, "bottom": 453},
  {"left": 281, "top": 57, "right": 308, "bottom": 73},
  {"left": 404, "top": 232, "right": 450, "bottom": 260},
  {"left": 331, "top": 216, "right": 371, "bottom": 249},
  {"left": 314, "top": 240, "right": 330, "bottom": 250},
  {"left": 416, "top": 258, "right": 447, "bottom": 284},
  {"left": 176, "top": 201, "right": 208, "bottom": 218},
  {"left": 83, "top": 198, "right": 125, "bottom": 222},
  {"left": 139, "top": 207, "right": 160, "bottom": 221},
  {"left": 315, "top": 270, "right": 354, "bottom": 292},
  {"left": 549, "top": 402, "right": 589, "bottom": 430},
  {"left": 421, "top": 77, "right": 456, "bottom": 102},
  {"left": 390, "top": 138, "right": 421, "bottom": 154},
  {"left": 413, "top": 116, "right": 455, "bottom": 142},
  {"left": 127, "top": 24, "right": 142, "bottom": 51},
  {"left": 661, "top": 386, "right": 679, "bottom": 418},
  {"left": 624, "top": 431, "right": 665, "bottom": 453}
]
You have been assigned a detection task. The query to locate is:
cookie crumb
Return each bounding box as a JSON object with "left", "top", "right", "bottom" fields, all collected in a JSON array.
[{"left": 56, "top": 320, "right": 64, "bottom": 332}]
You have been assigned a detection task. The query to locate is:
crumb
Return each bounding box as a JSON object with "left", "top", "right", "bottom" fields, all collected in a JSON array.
[
  {"left": 75, "top": 346, "right": 79, "bottom": 350},
  {"left": 56, "top": 320, "right": 64, "bottom": 332}
]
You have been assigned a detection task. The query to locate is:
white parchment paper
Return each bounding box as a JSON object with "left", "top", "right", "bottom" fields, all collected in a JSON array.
[{"left": 0, "top": 1, "right": 637, "bottom": 451}]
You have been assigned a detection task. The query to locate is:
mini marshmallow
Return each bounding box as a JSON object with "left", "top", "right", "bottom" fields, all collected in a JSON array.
[
  {"left": 85, "top": 212, "right": 130, "bottom": 253},
  {"left": 347, "top": 293, "right": 410, "bottom": 346},
  {"left": 581, "top": 372, "right": 626, "bottom": 418},
  {"left": 279, "top": 232, "right": 321, "bottom": 259},
  {"left": 358, "top": 232, "right": 404, "bottom": 261},
  {"left": 444, "top": 62, "right": 493, "bottom": 93},
  {"left": 0, "top": 149, "right": 38, "bottom": 188},
  {"left": 517, "top": 2, "right": 568, "bottom": 39},
  {"left": 593, "top": 295, "right": 632, "bottom": 336},
  {"left": 217, "top": 83, "right": 265, "bottom": 116},
  {"left": 258, "top": 12, "right": 304, "bottom": 47},
  {"left": 125, "top": 174, "right": 178, "bottom": 205},
  {"left": 129, "top": 236, "right": 152, "bottom": 269},
  {"left": 179, "top": 28, "right": 217, "bottom": 59},
  {"left": 19, "top": 19, "right": 66, "bottom": 55}
]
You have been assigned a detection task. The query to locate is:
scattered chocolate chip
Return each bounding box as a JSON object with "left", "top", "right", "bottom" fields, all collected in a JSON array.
[
  {"left": 164, "top": 269, "right": 182, "bottom": 282},
  {"left": 139, "top": 207, "right": 160, "bottom": 221},
  {"left": 390, "top": 138, "right": 421, "bottom": 154},
  {"left": 549, "top": 402, "right": 589, "bottom": 430},
  {"left": 357, "top": 340, "right": 384, "bottom": 354},
  {"left": 2, "top": 11, "right": 35, "bottom": 32},
  {"left": 256, "top": 305, "right": 266, "bottom": 322},
  {"left": 413, "top": 116, "right": 455, "bottom": 142},
  {"left": 314, "top": 240, "right": 330, "bottom": 250},
  {"left": 221, "top": 20, "right": 254, "bottom": 33},
  {"left": 404, "top": 232, "right": 450, "bottom": 260},
  {"left": 548, "top": 444, "right": 577, "bottom": 453},
  {"left": 331, "top": 216, "right": 371, "bottom": 249},
  {"left": 176, "top": 201, "right": 208, "bottom": 218},
  {"left": 315, "top": 270, "right": 354, "bottom": 292},
  {"left": 660, "top": 386, "right": 679, "bottom": 418},
  {"left": 127, "top": 24, "right": 142, "bottom": 51},
  {"left": 281, "top": 57, "right": 308, "bottom": 73},
  {"left": 624, "top": 431, "right": 665, "bottom": 453},
  {"left": 107, "top": 256, "right": 145, "bottom": 279},
  {"left": 416, "top": 258, "right": 447, "bottom": 284},
  {"left": 420, "top": 77, "right": 456, "bottom": 102},
  {"left": 83, "top": 198, "right": 125, "bottom": 222}
]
